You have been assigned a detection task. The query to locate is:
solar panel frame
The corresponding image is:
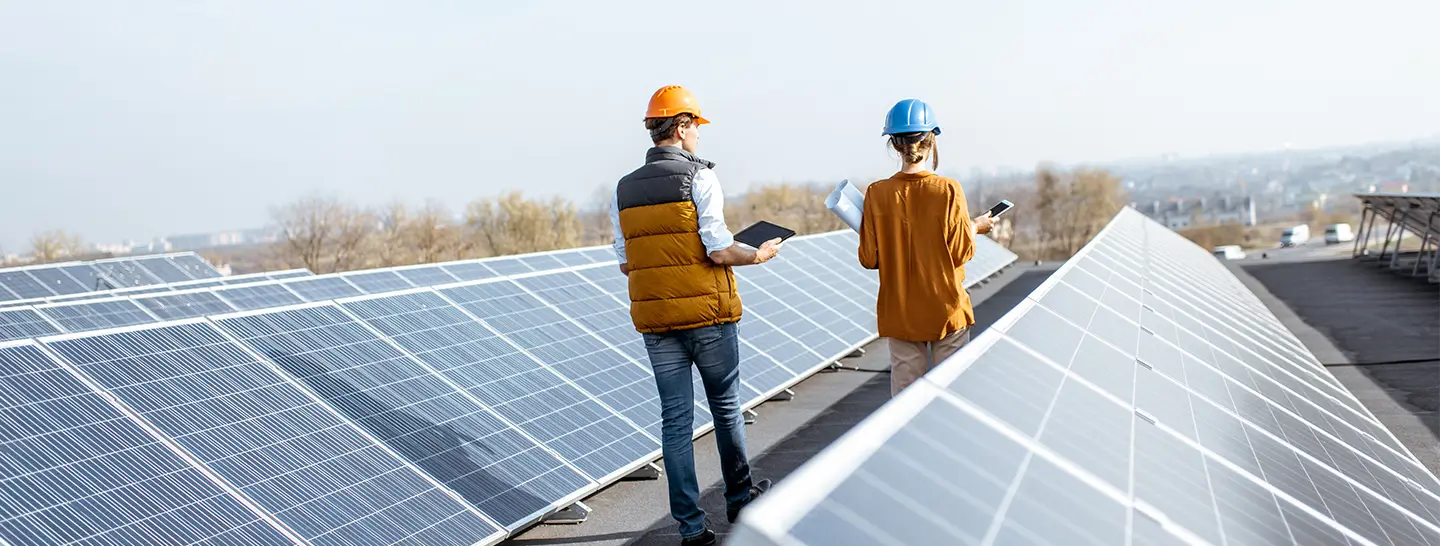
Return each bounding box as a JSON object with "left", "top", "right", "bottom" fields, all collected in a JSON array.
[
  {"left": 91, "top": 259, "right": 163, "bottom": 288},
  {"left": 211, "top": 283, "right": 305, "bottom": 311},
  {"left": 40, "top": 319, "right": 508, "bottom": 546},
  {"left": 0, "top": 339, "right": 298, "bottom": 546},
  {"left": 393, "top": 265, "right": 461, "bottom": 287},
  {"left": 0, "top": 306, "right": 64, "bottom": 342},
  {"left": 281, "top": 275, "right": 366, "bottom": 301},
  {"left": 340, "top": 270, "right": 416, "bottom": 293},
  {"left": 133, "top": 257, "right": 196, "bottom": 284},
  {"left": 130, "top": 289, "right": 239, "bottom": 321},
  {"left": 23, "top": 266, "right": 92, "bottom": 295},
  {"left": 168, "top": 254, "right": 224, "bottom": 279}
]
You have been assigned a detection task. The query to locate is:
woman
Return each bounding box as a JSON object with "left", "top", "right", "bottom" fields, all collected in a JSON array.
[{"left": 858, "top": 98, "right": 995, "bottom": 396}]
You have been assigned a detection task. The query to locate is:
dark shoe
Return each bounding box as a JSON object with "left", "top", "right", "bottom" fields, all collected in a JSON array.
[
  {"left": 681, "top": 529, "right": 716, "bottom": 545},
  {"left": 726, "top": 479, "right": 772, "bottom": 523}
]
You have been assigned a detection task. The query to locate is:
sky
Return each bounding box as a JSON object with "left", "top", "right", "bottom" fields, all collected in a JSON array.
[{"left": 2, "top": 0, "right": 1437, "bottom": 251}]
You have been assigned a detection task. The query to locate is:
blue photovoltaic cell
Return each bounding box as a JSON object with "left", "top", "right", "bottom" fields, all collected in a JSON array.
[
  {"left": 216, "top": 306, "right": 594, "bottom": 530},
  {"left": 0, "top": 342, "right": 292, "bottom": 546},
  {"left": 0, "top": 285, "right": 17, "bottom": 302},
  {"left": 550, "top": 250, "right": 596, "bottom": 267},
  {"left": 263, "top": 270, "right": 312, "bottom": 281},
  {"left": 24, "top": 268, "right": 89, "bottom": 295},
  {"left": 441, "top": 263, "right": 498, "bottom": 282},
  {"left": 518, "top": 255, "right": 567, "bottom": 272},
  {"left": 134, "top": 258, "right": 193, "bottom": 283},
  {"left": 514, "top": 272, "right": 718, "bottom": 430},
  {"left": 175, "top": 280, "right": 224, "bottom": 290},
  {"left": 93, "top": 261, "right": 160, "bottom": 288},
  {"left": 734, "top": 265, "right": 852, "bottom": 359},
  {"left": 60, "top": 265, "right": 109, "bottom": 291},
  {"left": 0, "top": 271, "right": 55, "bottom": 300},
  {"left": 284, "top": 277, "right": 364, "bottom": 301},
  {"left": 169, "top": 255, "right": 224, "bottom": 279},
  {"left": 342, "top": 271, "right": 414, "bottom": 293},
  {"left": 38, "top": 300, "right": 155, "bottom": 332},
  {"left": 342, "top": 291, "right": 661, "bottom": 482},
  {"left": 395, "top": 266, "right": 459, "bottom": 287},
  {"left": 789, "top": 238, "right": 880, "bottom": 329},
  {"left": 482, "top": 258, "right": 533, "bottom": 277},
  {"left": 439, "top": 281, "right": 692, "bottom": 440},
  {"left": 213, "top": 284, "right": 304, "bottom": 311},
  {"left": 764, "top": 257, "right": 873, "bottom": 347},
  {"left": 0, "top": 309, "right": 62, "bottom": 342},
  {"left": 134, "top": 292, "right": 237, "bottom": 321},
  {"left": 44, "top": 322, "right": 503, "bottom": 546},
  {"left": 581, "top": 248, "right": 616, "bottom": 263}
]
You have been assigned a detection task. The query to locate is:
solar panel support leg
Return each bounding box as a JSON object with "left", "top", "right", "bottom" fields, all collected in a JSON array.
[
  {"left": 769, "top": 388, "right": 795, "bottom": 402},
  {"left": 623, "top": 462, "right": 662, "bottom": 481},
  {"left": 846, "top": 347, "right": 866, "bottom": 358},
  {"left": 542, "top": 501, "right": 592, "bottom": 525},
  {"left": 744, "top": 409, "right": 758, "bottom": 424}
]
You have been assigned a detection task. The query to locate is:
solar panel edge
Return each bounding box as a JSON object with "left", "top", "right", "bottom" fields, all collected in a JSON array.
[
  {"left": 17, "top": 336, "right": 310, "bottom": 545},
  {"left": 199, "top": 314, "right": 512, "bottom": 542}
]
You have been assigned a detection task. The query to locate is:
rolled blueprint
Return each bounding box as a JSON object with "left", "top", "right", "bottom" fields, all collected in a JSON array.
[{"left": 825, "top": 179, "right": 865, "bottom": 233}]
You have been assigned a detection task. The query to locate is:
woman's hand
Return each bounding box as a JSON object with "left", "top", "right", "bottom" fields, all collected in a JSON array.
[{"left": 972, "top": 213, "right": 995, "bottom": 235}]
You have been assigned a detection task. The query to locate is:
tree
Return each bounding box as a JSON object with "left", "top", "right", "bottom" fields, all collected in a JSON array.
[
  {"left": 270, "top": 195, "right": 377, "bottom": 273},
  {"left": 726, "top": 182, "right": 844, "bottom": 236},
  {"left": 464, "top": 191, "right": 583, "bottom": 256},
  {"left": 1034, "top": 167, "right": 1128, "bottom": 259},
  {"left": 407, "top": 200, "right": 463, "bottom": 263},
  {"left": 30, "top": 230, "right": 85, "bottom": 263},
  {"left": 375, "top": 200, "right": 412, "bottom": 267}
]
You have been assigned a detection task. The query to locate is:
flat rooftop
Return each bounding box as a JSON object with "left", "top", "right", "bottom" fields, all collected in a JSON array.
[{"left": 506, "top": 256, "right": 1440, "bottom": 545}]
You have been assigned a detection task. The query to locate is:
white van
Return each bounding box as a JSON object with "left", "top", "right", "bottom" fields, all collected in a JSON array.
[
  {"left": 1280, "top": 225, "right": 1310, "bottom": 247},
  {"left": 1212, "top": 245, "right": 1246, "bottom": 260},
  {"left": 1324, "top": 223, "right": 1354, "bottom": 244}
]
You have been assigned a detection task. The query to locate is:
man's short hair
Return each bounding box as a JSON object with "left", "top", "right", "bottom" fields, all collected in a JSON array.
[{"left": 644, "top": 113, "right": 695, "bottom": 145}]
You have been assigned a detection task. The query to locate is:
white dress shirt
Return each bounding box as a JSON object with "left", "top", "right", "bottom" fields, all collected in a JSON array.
[{"left": 611, "top": 167, "right": 734, "bottom": 264}]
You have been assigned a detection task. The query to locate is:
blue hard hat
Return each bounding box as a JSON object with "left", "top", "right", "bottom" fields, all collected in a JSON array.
[{"left": 882, "top": 98, "right": 941, "bottom": 136}]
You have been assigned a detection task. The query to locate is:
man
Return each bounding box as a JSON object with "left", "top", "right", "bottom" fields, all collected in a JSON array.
[{"left": 610, "top": 85, "right": 783, "bottom": 545}]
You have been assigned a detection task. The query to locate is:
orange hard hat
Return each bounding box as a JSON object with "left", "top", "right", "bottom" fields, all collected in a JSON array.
[{"left": 645, "top": 85, "right": 710, "bottom": 124}]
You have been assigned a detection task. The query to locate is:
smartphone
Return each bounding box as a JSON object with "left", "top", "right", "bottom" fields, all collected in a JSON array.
[
  {"left": 987, "top": 199, "right": 1015, "bottom": 218},
  {"left": 734, "top": 221, "right": 797, "bottom": 248}
]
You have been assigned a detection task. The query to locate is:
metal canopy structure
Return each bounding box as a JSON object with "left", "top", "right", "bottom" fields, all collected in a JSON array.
[
  {"left": 0, "top": 252, "right": 226, "bottom": 301},
  {"left": 1354, "top": 192, "right": 1440, "bottom": 283},
  {"left": 733, "top": 208, "right": 1440, "bottom": 546},
  {"left": 0, "top": 230, "right": 1019, "bottom": 545}
]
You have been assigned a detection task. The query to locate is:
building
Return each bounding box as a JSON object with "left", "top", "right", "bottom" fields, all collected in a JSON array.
[{"left": 1135, "top": 195, "right": 1257, "bottom": 230}]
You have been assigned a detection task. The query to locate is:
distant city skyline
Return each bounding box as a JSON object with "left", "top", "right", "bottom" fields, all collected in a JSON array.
[{"left": 4, "top": 0, "right": 1439, "bottom": 251}]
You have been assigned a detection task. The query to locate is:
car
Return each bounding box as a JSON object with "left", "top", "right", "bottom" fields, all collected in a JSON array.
[
  {"left": 1213, "top": 245, "right": 1247, "bottom": 260},
  {"left": 1325, "top": 223, "right": 1354, "bottom": 244}
]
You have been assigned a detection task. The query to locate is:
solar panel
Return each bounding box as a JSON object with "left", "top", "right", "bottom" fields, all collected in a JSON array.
[
  {"left": 133, "top": 291, "right": 238, "bottom": 321},
  {"left": 440, "top": 262, "right": 499, "bottom": 281},
  {"left": 734, "top": 263, "right": 853, "bottom": 360},
  {"left": 339, "top": 290, "right": 662, "bottom": 483},
  {"left": 438, "top": 280, "right": 702, "bottom": 441},
  {"left": 169, "top": 254, "right": 224, "bottom": 279},
  {"left": 0, "top": 271, "right": 55, "bottom": 300},
  {"left": 513, "top": 271, "right": 723, "bottom": 426},
  {"left": 110, "top": 285, "right": 174, "bottom": 297},
  {"left": 782, "top": 238, "right": 878, "bottom": 330},
  {"left": 342, "top": 270, "right": 414, "bottom": 293},
  {"left": 92, "top": 260, "right": 161, "bottom": 288},
  {"left": 0, "top": 340, "right": 293, "bottom": 545},
  {"left": 24, "top": 267, "right": 89, "bottom": 295},
  {"left": 261, "top": 270, "right": 312, "bottom": 281},
  {"left": 581, "top": 248, "right": 615, "bottom": 263},
  {"left": 0, "top": 286, "right": 17, "bottom": 302},
  {"left": 518, "top": 255, "right": 568, "bottom": 272},
  {"left": 134, "top": 257, "right": 194, "bottom": 283},
  {"left": 42, "top": 321, "right": 505, "bottom": 545},
  {"left": 212, "top": 284, "right": 304, "bottom": 311},
  {"left": 214, "top": 305, "right": 595, "bottom": 530},
  {"left": 36, "top": 299, "right": 156, "bottom": 332},
  {"left": 732, "top": 208, "right": 1440, "bottom": 546},
  {"left": 482, "top": 258, "right": 533, "bottom": 277},
  {"left": 59, "top": 265, "right": 109, "bottom": 291},
  {"left": 0, "top": 308, "right": 62, "bottom": 342},
  {"left": 283, "top": 276, "right": 365, "bottom": 301},
  {"left": 394, "top": 266, "right": 460, "bottom": 287}
]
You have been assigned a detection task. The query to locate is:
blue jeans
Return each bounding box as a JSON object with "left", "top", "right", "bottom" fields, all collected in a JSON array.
[{"left": 643, "top": 322, "right": 753, "bottom": 538}]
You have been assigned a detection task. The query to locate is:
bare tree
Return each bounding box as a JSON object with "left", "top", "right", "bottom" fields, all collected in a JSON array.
[
  {"left": 1034, "top": 167, "right": 1127, "bottom": 259},
  {"left": 408, "top": 200, "right": 462, "bottom": 263},
  {"left": 30, "top": 230, "right": 85, "bottom": 263},
  {"left": 376, "top": 200, "right": 412, "bottom": 267},
  {"left": 270, "top": 195, "right": 376, "bottom": 273}
]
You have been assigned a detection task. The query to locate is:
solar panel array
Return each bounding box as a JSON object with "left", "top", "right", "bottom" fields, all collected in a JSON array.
[
  {"left": 0, "top": 268, "right": 312, "bottom": 309},
  {"left": 0, "top": 252, "right": 225, "bottom": 302},
  {"left": 0, "top": 230, "right": 1017, "bottom": 545},
  {"left": 732, "top": 207, "right": 1440, "bottom": 546}
]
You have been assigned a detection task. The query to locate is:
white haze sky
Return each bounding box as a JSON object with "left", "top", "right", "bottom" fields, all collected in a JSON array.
[{"left": 2, "top": 0, "right": 1437, "bottom": 251}]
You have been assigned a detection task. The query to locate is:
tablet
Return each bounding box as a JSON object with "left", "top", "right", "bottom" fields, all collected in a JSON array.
[{"left": 734, "top": 221, "right": 796, "bottom": 248}]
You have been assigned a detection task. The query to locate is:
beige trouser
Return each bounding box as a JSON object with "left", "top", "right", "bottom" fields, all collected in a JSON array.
[{"left": 888, "top": 328, "right": 971, "bottom": 396}]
